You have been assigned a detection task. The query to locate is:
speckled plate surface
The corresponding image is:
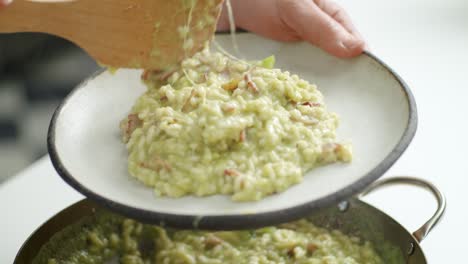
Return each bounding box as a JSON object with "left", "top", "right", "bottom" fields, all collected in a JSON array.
[{"left": 48, "top": 33, "right": 417, "bottom": 229}]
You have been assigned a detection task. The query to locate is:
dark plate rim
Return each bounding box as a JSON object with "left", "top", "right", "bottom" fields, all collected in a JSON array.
[{"left": 47, "top": 41, "right": 418, "bottom": 230}]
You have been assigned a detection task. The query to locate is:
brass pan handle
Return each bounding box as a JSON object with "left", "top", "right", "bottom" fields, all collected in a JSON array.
[{"left": 359, "top": 176, "right": 446, "bottom": 242}]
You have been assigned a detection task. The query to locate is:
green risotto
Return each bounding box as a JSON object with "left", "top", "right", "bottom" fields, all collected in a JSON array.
[
  {"left": 37, "top": 212, "right": 382, "bottom": 264},
  {"left": 120, "top": 47, "right": 351, "bottom": 201}
]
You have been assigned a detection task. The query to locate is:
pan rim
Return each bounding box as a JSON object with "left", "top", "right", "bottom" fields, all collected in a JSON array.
[{"left": 14, "top": 197, "right": 426, "bottom": 263}]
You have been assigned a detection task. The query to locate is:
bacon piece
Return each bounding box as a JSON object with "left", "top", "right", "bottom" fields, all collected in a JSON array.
[
  {"left": 224, "top": 169, "right": 239, "bottom": 177},
  {"left": 301, "top": 102, "right": 321, "bottom": 107},
  {"left": 239, "top": 129, "right": 246, "bottom": 142},
  {"left": 141, "top": 70, "right": 153, "bottom": 81},
  {"left": 120, "top": 114, "right": 142, "bottom": 143},
  {"left": 244, "top": 73, "right": 258, "bottom": 93},
  {"left": 307, "top": 243, "right": 318, "bottom": 254},
  {"left": 158, "top": 69, "right": 177, "bottom": 81},
  {"left": 155, "top": 158, "right": 172, "bottom": 171},
  {"left": 322, "top": 143, "right": 340, "bottom": 153},
  {"left": 127, "top": 114, "right": 142, "bottom": 133}
]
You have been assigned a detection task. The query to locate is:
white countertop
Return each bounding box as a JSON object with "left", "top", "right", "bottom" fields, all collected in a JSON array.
[{"left": 1, "top": 0, "right": 467, "bottom": 262}]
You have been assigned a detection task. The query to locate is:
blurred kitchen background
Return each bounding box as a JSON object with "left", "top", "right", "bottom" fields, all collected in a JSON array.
[{"left": 0, "top": 33, "right": 100, "bottom": 182}]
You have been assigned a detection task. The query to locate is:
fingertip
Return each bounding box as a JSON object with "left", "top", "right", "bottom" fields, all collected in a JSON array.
[
  {"left": 345, "top": 37, "right": 367, "bottom": 55},
  {"left": 331, "top": 36, "right": 366, "bottom": 58}
]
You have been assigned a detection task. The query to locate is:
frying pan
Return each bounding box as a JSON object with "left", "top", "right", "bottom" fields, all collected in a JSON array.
[{"left": 14, "top": 176, "right": 445, "bottom": 263}]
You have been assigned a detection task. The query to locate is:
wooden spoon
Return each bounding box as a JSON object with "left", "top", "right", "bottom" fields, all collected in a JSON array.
[{"left": 0, "top": 0, "right": 223, "bottom": 70}]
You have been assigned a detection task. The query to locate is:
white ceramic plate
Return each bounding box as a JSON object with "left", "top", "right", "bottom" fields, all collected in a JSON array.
[{"left": 48, "top": 33, "right": 417, "bottom": 229}]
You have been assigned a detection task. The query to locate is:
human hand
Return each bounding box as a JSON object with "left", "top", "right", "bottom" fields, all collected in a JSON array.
[
  {"left": 217, "top": 0, "right": 366, "bottom": 58},
  {"left": 0, "top": 0, "right": 11, "bottom": 8}
]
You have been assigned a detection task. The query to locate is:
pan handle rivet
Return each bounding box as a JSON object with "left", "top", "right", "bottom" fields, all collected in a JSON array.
[
  {"left": 337, "top": 201, "right": 349, "bottom": 212},
  {"left": 407, "top": 242, "right": 415, "bottom": 255}
]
